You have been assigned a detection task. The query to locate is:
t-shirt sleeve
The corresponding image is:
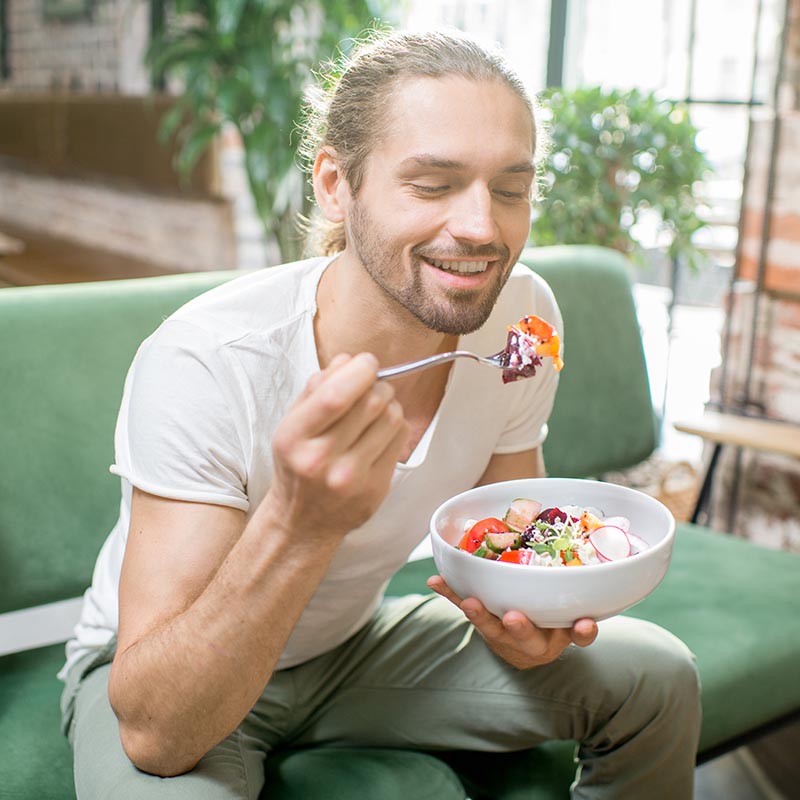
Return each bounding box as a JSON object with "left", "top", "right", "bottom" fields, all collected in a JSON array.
[
  {"left": 110, "top": 321, "right": 250, "bottom": 511},
  {"left": 492, "top": 273, "right": 563, "bottom": 455}
]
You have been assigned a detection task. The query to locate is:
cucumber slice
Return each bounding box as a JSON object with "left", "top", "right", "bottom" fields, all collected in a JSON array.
[
  {"left": 503, "top": 498, "right": 543, "bottom": 531},
  {"left": 485, "top": 531, "right": 521, "bottom": 554},
  {"left": 472, "top": 545, "right": 497, "bottom": 559}
]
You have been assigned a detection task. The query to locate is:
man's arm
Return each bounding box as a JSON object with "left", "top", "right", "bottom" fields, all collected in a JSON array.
[
  {"left": 474, "top": 447, "right": 545, "bottom": 486},
  {"left": 428, "top": 445, "right": 598, "bottom": 667},
  {"left": 108, "top": 354, "right": 409, "bottom": 777}
]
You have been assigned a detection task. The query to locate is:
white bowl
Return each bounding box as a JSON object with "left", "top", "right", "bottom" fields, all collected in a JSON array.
[{"left": 430, "top": 478, "right": 675, "bottom": 628}]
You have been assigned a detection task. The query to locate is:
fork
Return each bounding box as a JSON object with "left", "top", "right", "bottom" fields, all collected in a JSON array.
[{"left": 377, "top": 350, "right": 507, "bottom": 380}]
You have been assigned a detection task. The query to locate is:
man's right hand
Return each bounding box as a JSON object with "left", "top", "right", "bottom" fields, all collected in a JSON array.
[{"left": 268, "top": 352, "right": 409, "bottom": 541}]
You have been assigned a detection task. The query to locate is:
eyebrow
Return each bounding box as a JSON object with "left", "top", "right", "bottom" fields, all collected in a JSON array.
[{"left": 398, "top": 155, "right": 536, "bottom": 175}]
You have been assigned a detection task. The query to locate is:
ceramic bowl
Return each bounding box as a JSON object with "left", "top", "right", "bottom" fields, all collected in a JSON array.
[{"left": 430, "top": 477, "right": 675, "bottom": 628}]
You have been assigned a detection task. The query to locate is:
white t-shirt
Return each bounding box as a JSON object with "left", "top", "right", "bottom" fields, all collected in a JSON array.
[{"left": 60, "top": 256, "right": 562, "bottom": 678}]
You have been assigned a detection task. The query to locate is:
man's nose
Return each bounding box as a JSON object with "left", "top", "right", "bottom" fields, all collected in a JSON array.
[{"left": 447, "top": 184, "right": 497, "bottom": 245}]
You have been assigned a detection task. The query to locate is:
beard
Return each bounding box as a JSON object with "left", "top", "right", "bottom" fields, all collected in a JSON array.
[{"left": 347, "top": 199, "right": 516, "bottom": 336}]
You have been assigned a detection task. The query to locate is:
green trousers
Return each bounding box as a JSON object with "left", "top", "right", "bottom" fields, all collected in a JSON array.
[{"left": 62, "top": 594, "right": 701, "bottom": 799}]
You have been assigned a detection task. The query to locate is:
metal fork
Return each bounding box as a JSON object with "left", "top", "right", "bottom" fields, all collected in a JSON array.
[{"left": 377, "top": 350, "right": 506, "bottom": 380}]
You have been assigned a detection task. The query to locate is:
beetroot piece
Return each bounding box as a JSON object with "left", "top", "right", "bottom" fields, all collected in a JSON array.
[
  {"left": 536, "top": 507, "right": 568, "bottom": 525},
  {"left": 501, "top": 328, "right": 543, "bottom": 384}
]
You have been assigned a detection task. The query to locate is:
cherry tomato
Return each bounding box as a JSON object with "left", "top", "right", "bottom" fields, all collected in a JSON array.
[
  {"left": 498, "top": 549, "right": 533, "bottom": 564},
  {"left": 459, "top": 517, "right": 509, "bottom": 553},
  {"left": 515, "top": 315, "right": 563, "bottom": 368}
]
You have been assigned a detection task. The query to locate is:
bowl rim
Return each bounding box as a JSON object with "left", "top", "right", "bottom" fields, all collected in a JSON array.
[{"left": 430, "top": 477, "right": 676, "bottom": 574}]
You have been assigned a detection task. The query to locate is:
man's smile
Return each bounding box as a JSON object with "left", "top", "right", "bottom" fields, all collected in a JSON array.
[{"left": 425, "top": 258, "right": 490, "bottom": 274}]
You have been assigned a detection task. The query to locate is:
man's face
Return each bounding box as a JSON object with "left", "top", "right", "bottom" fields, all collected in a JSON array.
[{"left": 344, "top": 76, "right": 536, "bottom": 336}]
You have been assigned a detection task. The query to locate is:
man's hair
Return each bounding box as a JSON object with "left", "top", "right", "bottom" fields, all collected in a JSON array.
[{"left": 299, "top": 28, "right": 541, "bottom": 256}]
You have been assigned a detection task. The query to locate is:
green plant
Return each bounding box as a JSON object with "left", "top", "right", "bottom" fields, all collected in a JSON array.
[
  {"left": 148, "top": 0, "right": 378, "bottom": 261},
  {"left": 531, "top": 86, "right": 713, "bottom": 270}
]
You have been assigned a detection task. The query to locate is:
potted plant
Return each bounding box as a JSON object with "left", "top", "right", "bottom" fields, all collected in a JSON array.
[
  {"left": 147, "top": 0, "right": 378, "bottom": 262},
  {"left": 531, "top": 86, "right": 713, "bottom": 271}
]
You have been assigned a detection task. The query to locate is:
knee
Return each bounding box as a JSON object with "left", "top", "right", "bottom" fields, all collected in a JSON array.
[{"left": 620, "top": 621, "right": 701, "bottom": 721}]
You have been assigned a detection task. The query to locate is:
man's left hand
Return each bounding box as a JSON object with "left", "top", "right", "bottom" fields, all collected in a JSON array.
[{"left": 427, "top": 575, "right": 598, "bottom": 669}]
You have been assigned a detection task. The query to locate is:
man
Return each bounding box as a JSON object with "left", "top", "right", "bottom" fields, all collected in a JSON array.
[{"left": 60, "top": 29, "right": 701, "bottom": 799}]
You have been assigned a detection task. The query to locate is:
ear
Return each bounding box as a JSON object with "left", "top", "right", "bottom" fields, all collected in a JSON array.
[{"left": 312, "top": 148, "right": 350, "bottom": 223}]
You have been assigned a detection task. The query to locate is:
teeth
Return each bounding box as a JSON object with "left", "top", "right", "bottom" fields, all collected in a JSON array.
[{"left": 428, "top": 258, "right": 489, "bottom": 274}]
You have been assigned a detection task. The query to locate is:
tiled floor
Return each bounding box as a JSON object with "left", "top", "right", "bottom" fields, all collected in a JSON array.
[{"left": 696, "top": 749, "right": 787, "bottom": 799}]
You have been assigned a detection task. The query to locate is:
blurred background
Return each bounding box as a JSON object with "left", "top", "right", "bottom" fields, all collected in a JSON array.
[{"left": 0, "top": 2, "right": 798, "bottom": 793}]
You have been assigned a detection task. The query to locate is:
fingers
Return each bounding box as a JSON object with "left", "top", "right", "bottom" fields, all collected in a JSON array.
[
  {"left": 427, "top": 576, "right": 595, "bottom": 666},
  {"left": 500, "top": 612, "right": 572, "bottom": 656},
  {"left": 428, "top": 577, "right": 537, "bottom": 647},
  {"left": 299, "top": 353, "right": 350, "bottom": 398},
  {"left": 325, "top": 379, "right": 401, "bottom": 457},
  {"left": 427, "top": 575, "right": 464, "bottom": 607},
  {"left": 570, "top": 618, "right": 599, "bottom": 647},
  {"left": 326, "top": 400, "right": 408, "bottom": 489},
  {"left": 364, "top": 414, "right": 411, "bottom": 476},
  {"left": 274, "top": 352, "right": 408, "bottom": 478},
  {"left": 283, "top": 353, "right": 381, "bottom": 441}
]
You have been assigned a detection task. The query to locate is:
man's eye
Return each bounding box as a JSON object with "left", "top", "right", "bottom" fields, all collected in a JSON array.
[
  {"left": 412, "top": 184, "right": 449, "bottom": 194},
  {"left": 494, "top": 189, "right": 529, "bottom": 200}
]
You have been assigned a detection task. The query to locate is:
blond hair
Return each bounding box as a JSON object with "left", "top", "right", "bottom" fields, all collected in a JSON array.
[{"left": 299, "top": 28, "right": 540, "bottom": 256}]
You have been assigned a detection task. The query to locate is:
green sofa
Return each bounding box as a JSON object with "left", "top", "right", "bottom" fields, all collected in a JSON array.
[{"left": 1, "top": 245, "right": 798, "bottom": 799}]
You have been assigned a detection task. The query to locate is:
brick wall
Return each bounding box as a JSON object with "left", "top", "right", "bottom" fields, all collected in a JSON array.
[
  {"left": 2, "top": 0, "right": 149, "bottom": 93},
  {"left": 0, "top": 1, "right": 266, "bottom": 271},
  {"left": 710, "top": 0, "right": 800, "bottom": 552}
]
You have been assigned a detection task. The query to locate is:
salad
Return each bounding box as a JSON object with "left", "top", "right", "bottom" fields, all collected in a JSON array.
[
  {"left": 457, "top": 498, "right": 648, "bottom": 567},
  {"left": 502, "top": 315, "right": 564, "bottom": 384}
]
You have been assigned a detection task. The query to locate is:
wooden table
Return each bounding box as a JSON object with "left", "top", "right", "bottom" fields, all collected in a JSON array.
[
  {"left": 0, "top": 231, "right": 25, "bottom": 257},
  {"left": 0, "top": 222, "right": 173, "bottom": 287},
  {"left": 674, "top": 411, "right": 800, "bottom": 525}
]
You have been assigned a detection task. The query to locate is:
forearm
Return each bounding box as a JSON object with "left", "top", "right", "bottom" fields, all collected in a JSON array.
[{"left": 109, "top": 500, "right": 340, "bottom": 776}]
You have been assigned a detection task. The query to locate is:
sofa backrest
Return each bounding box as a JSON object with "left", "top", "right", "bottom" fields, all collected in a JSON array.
[
  {"left": 0, "top": 271, "right": 240, "bottom": 614},
  {"left": 520, "top": 245, "right": 658, "bottom": 478},
  {"left": 0, "top": 245, "right": 657, "bottom": 614}
]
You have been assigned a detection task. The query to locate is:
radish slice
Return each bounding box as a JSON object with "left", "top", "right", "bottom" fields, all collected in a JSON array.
[
  {"left": 603, "top": 516, "right": 630, "bottom": 532},
  {"left": 588, "top": 525, "right": 632, "bottom": 561},
  {"left": 626, "top": 532, "right": 649, "bottom": 555}
]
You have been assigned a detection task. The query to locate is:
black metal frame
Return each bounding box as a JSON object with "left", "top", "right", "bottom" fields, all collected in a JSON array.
[
  {"left": 0, "top": 0, "right": 8, "bottom": 80},
  {"left": 546, "top": 0, "right": 569, "bottom": 87},
  {"left": 149, "top": 0, "right": 167, "bottom": 91},
  {"left": 42, "top": 0, "right": 93, "bottom": 22}
]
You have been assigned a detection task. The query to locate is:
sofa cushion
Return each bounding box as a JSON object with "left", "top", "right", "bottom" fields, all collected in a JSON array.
[
  {"left": 0, "top": 643, "right": 75, "bottom": 800},
  {"left": 263, "top": 747, "right": 466, "bottom": 800}
]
